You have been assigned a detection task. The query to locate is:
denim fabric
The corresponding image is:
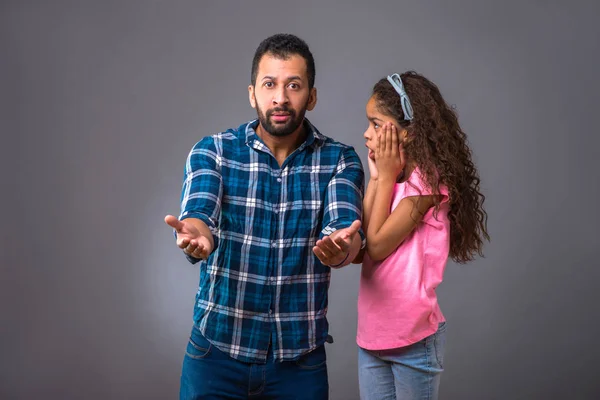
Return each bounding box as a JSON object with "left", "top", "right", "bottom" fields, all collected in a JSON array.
[
  {"left": 180, "top": 324, "right": 329, "bottom": 399},
  {"left": 358, "top": 322, "right": 447, "bottom": 400}
]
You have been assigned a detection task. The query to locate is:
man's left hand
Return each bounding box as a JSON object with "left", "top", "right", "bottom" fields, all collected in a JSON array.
[{"left": 313, "top": 220, "right": 362, "bottom": 268}]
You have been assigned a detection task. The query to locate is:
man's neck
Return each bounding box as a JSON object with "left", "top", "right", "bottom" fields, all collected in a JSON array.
[{"left": 256, "top": 121, "right": 308, "bottom": 167}]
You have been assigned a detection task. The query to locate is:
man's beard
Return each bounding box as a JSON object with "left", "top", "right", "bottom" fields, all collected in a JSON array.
[{"left": 256, "top": 102, "right": 308, "bottom": 137}]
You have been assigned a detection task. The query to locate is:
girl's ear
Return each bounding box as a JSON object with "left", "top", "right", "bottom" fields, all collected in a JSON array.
[{"left": 400, "top": 128, "right": 411, "bottom": 144}]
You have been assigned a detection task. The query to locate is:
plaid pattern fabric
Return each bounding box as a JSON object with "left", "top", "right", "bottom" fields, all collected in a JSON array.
[{"left": 178, "top": 119, "right": 364, "bottom": 363}]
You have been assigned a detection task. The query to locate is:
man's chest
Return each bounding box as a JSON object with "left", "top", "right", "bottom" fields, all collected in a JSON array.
[{"left": 218, "top": 156, "right": 337, "bottom": 235}]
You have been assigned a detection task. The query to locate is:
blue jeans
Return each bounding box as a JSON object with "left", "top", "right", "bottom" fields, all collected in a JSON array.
[
  {"left": 180, "top": 325, "right": 329, "bottom": 399},
  {"left": 358, "top": 322, "right": 447, "bottom": 400}
]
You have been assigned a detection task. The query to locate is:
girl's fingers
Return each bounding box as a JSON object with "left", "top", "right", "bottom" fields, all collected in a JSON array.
[
  {"left": 390, "top": 124, "right": 398, "bottom": 156},
  {"left": 386, "top": 123, "right": 393, "bottom": 154}
]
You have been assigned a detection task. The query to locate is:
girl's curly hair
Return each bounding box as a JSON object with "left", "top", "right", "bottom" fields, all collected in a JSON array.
[{"left": 372, "top": 71, "right": 489, "bottom": 263}]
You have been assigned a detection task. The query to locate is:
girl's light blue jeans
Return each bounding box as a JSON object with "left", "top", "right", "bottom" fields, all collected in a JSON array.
[{"left": 358, "top": 322, "right": 447, "bottom": 400}]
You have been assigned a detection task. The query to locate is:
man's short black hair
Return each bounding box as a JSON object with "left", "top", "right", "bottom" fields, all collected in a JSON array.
[{"left": 251, "top": 34, "right": 316, "bottom": 89}]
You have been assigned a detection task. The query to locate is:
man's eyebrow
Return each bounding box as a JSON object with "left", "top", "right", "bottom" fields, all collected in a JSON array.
[{"left": 261, "top": 75, "right": 303, "bottom": 81}]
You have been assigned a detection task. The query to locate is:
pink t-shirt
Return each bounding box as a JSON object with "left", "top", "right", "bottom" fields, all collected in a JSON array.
[{"left": 357, "top": 167, "right": 450, "bottom": 350}]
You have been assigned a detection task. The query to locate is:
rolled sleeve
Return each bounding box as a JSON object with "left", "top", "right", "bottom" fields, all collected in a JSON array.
[
  {"left": 320, "top": 146, "right": 366, "bottom": 247},
  {"left": 176, "top": 136, "right": 223, "bottom": 261}
]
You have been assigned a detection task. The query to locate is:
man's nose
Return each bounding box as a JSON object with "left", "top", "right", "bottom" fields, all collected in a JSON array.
[{"left": 273, "top": 87, "right": 289, "bottom": 105}]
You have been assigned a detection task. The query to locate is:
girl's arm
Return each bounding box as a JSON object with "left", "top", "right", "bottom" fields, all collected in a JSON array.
[
  {"left": 362, "top": 176, "right": 378, "bottom": 234},
  {"left": 366, "top": 193, "right": 436, "bottom": 261},
  {"left": 352, "top": 178, "right": 378, "bottom": 263},
  {"left": 366, "top": 122, "right": 437, "bottom": 261}
]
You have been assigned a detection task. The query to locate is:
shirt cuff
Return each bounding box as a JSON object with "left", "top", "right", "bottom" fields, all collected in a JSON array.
[{"left": 320, "top": 224, "right": 366, "bottom": 250}]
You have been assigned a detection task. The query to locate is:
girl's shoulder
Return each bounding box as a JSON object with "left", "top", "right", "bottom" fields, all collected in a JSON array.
[{"left": 398, "top": 167, "right": 449, "bottom": 200}]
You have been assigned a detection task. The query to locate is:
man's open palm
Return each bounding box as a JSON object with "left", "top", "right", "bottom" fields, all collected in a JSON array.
[
  {"left": 312, "top": 220, "right": 361, "bottom": 268},
  {"left": 165, "top": 215, "right": 212, "bottom": 260}
]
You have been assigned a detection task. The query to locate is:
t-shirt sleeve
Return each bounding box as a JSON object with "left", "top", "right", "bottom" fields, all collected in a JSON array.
[{"left": 403, "top": 167, "right": 449, "bottom": 202}]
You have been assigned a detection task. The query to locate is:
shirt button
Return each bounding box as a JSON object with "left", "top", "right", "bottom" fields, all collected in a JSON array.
[
  {"left": 268, "top": 309, "right": 273, "bottom": 315},
  {"left": 271, "top": 241, "right": 276, "bottom": 247},
  {"left": 277, "top": 178, "right": 282, "bottom": 182}
]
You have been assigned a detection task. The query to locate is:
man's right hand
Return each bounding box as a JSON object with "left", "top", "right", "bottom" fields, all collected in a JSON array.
[{"left": 164, "top": 215, "right": 213, "bottom": 260}]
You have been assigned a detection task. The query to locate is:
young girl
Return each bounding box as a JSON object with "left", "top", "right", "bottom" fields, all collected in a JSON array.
[{"left": 357, "top": 71, "right": 489, "bottom": 400}]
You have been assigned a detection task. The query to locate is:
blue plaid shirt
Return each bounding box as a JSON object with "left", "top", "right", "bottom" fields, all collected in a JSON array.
[{"left": 178, "top": 119, "right": 364, "bottom": 363}]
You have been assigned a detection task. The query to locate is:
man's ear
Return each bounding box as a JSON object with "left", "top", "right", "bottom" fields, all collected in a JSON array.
[
  {"left": 306, "top": 87, "right": 317, "bottom": 111},
  {"left": 248, "top": 85, "right": 256, "bottom": 109}
]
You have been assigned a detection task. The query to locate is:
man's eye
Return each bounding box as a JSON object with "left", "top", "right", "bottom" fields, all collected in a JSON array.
[
  {"left": 264, "top": 82, "right": 274, "bottom": 88},
  {"left": 289, "top": 83, "right": 299, "bottom": 89}
]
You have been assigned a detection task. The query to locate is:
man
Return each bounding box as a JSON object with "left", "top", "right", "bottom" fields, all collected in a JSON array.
[{"left": 164, "top": 33, "right": 365, "bottom": 400}]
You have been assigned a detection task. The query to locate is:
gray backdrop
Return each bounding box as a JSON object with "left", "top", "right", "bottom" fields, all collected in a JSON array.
[{"left": 2, "top": 0, "right": 599, "bottom": 399}]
